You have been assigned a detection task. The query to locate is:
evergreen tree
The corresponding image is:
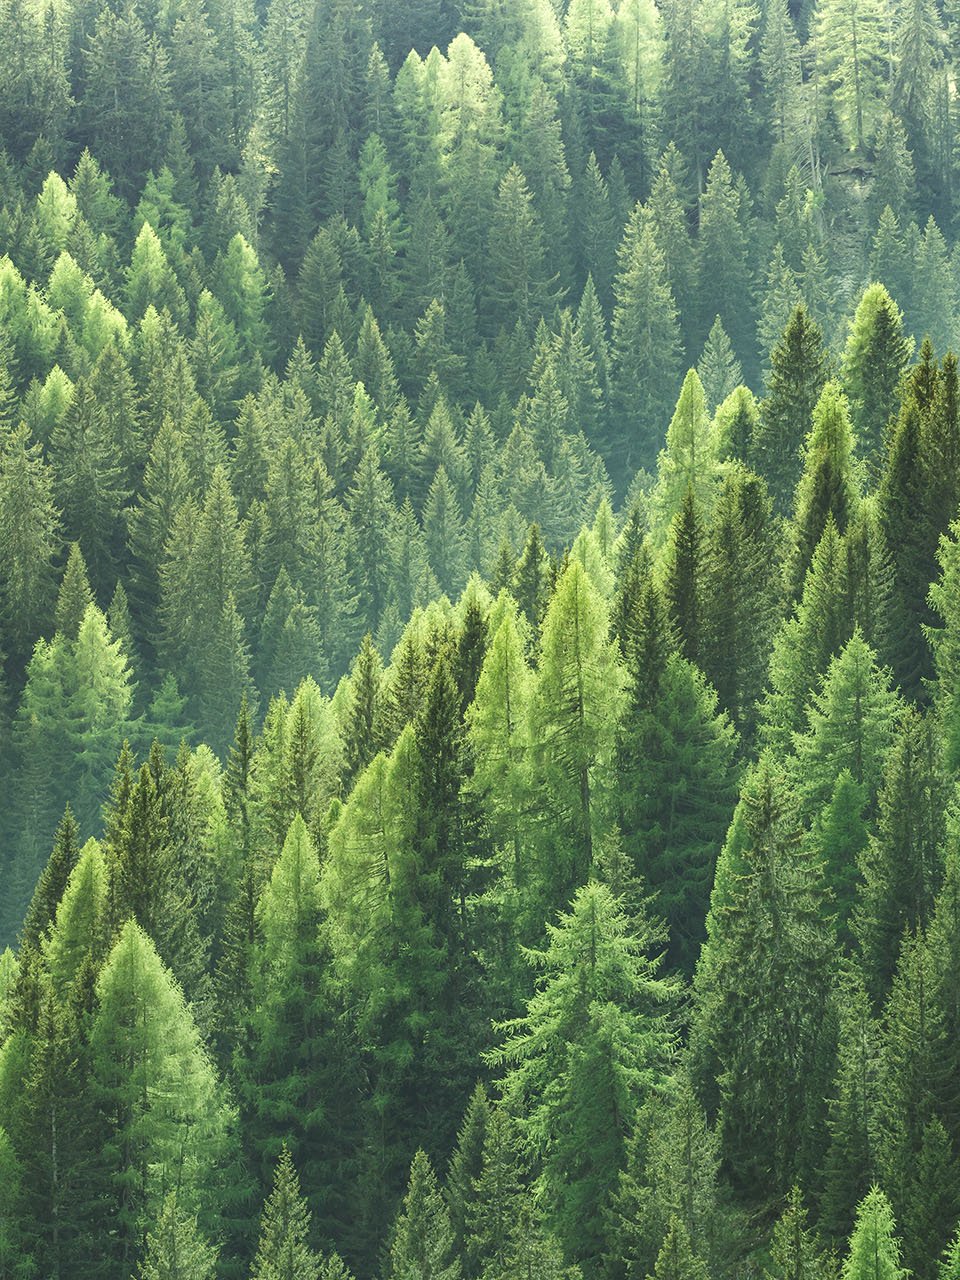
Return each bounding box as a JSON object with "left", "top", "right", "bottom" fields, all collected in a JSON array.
[
  {"left": 648, "top": 1218, "right": 708, "bottom": 1280},
  {"left": 0, "top": 425, "right": 61, "bottom": 668},
  {"left": 842, "top": 1188, "right": 907, "bottom": 1280},
  {"left": 55, "top": 543, "right": 94, "bottom": 640},
  {"left": 690, "top": 761, "right": 835, "bottom": 1206},
  {"left": 755, "top": 304, "right": 830, "bottom": 512},
  {"left": 136, "top": 1193, "right": 219, "bottom": 1280},
  {"left": 697, "top": 152, "right": 753, "bottom": 375},
  {"left": 250, "top": 1145, "right": 320, "bottom": 1280},
  {"left": 765, "top": 1187, "right": 834, "bottom": 1280},
  {"left": 387, "top": 1150, "right": 459, "bottom": 1280},
  {"left": 528, "top": 560, "right": 625, "bottom": 916},
  {"left": 696, "top": 317, "right": 742, "bottom": 415},
  {"left": 853, "top": 708, "right": 946, "bottom": 1007},
  {"left": 783, "top": 380, "right": 859, "bottom": 601},
  {"left": 610, "top": 209, "right": 682, "bottom": 477},
  {"left": 90, "top": 921, "right": 232, "bottom": 1277},
  {"left": 490, "top": 881, "right": 674, "bottom": 1269},
  {"left": 842, "top": 285, "right": 912, "bottom": 470}
]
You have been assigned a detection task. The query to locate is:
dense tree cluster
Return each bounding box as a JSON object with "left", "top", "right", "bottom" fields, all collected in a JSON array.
[{"left": 4, "top": 0, "right": 960, "bottom": 1276}]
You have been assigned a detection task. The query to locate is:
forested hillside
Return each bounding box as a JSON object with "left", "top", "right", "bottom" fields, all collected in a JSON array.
[{"left": 3, "top": 0, "right": 960, "bottom": 1276}]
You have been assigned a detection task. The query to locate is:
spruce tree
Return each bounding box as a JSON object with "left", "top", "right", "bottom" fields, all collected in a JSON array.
[
  {"left": 854, "top": 708, "right": 946, "bottom": 1007},
  {"left": 755, "top": 304, "right": 830, "bottom": 512},
  {"left": 610, "top": 209, "right": 682, "bottom": 476},
  {"left": 0, "top": 425, "right": 61, "bottom": 668},
  {"left": 491, "top": 881, "right": 674, "bottom": 1271},
  {"left": 387, "top": 1150, "right": 459, "bottom": 1280},
  {"left": 648, "top": 1218, "right": 708, "bottom": 1280},
  {"left": 690, "top": 761, "right": 835, "bottom": 1206},
  {"left": 842, "top": 284, "right": 912, "bottom": 469},
  {"left": 783, "top": 380, "right": 859, "bottom": 602},
  {"left": 445, "top": 1083, "right": 489, "bottom": 1267},
  {"left": 251, "top": 1145, "right": 320, "bottom": 1280},
  {"left": 528, "top": 560, "right": 625, "bottom": 917},
  {"left": 765, "top": 1187, "right": 834, "bottom": 1280},
  {"left": 842, "top": 1188, "right": 907, "bottom": 1280},
  {"left": 136, "top": 1193, "right": 219, "bottom": 1280}
]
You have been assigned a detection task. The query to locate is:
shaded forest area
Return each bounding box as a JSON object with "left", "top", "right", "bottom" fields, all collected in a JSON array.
[{"left": 3, "top": 0, "right": 960, "bottom": 1277}]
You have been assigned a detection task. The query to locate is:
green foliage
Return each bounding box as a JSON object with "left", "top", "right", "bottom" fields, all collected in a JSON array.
[
  {"left": 842, "top": 1188, "right": 906, "bottom": 1280},
  {"left": 0, "top": 6, "right": 958, "bottom": 1277},
  {"left": 251, "top": 1145, "right": 320, "bottom": 1280},
  {"left": 136, "top": 1193, "right": 219, "bottom": 1280},
  {"left": 491, "top": 881, "right": 674, "bottom": 1270}
]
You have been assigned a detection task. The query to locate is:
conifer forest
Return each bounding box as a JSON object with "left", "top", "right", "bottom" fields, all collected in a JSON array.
[{"left": 11, "top": 0, "right": 960, "bottom": 1276}]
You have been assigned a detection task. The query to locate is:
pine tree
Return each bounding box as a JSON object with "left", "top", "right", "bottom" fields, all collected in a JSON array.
[
  {"left": 528, "top": 560, "right": 625, "bottom": 916},
  {"left": 842, "top": 1188, "right": 907, "bottom": 1280},
  {"left": 842, "top": 285, "right": 912, "bottom": 470},
  {"left": 854, "top": 708, "right": 946, "bottom": 1007},
  {"left": 490, "top": 881, "right": 674, "bottom": 1269},
  {"left": 609, "top": 210, "right": 682, "bottom": 477},
  {"left": 690, "top": 761, "right": 835, "bottom": 1206},
  {"left": 136, "top": 1193, "right": 219, "bottom": 1280},
  {"left": 387, "top": 1150, "right": 459, "bottom": 1280},
  {"left": 250, "top": 1145, "right": 320, "bottom": 1280}
]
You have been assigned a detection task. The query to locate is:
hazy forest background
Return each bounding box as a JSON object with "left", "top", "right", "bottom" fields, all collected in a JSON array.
[{"left": 4, "top": 0, "right": 960, "bottom": 1276}]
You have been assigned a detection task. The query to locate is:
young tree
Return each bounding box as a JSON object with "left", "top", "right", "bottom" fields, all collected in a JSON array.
[
  {"left": 690, "top": 762, "right": 835, "bottom": 1206},
  {"left": 490, "top": 881, "right": 674, "bottom": 1269},
  {"left": 842, "top": 1188, "right": 907, "bottom": 1280},
  {"left": 386, "top": 1150, "right": 459, "bottom": 1280},
  {"left": 250, "top": 1145, "right": 320, "bottom": 1280},
  {"left": 528, "top": 560, "right": 625, "bottom": 918},
  {"left": 136, "top": 1193, "right": 219, "bottom": 1280},
  {"left": 842, "top": 285, "right": 912, "bottom": 470},
  {"left": 755, "top": 304, "right": 830, "bottom": 512},
  {"left": 90, "top": 921, "right": 232, "bottom": 1277}
]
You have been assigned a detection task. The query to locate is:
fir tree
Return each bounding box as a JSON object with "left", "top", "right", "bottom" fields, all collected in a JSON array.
[
  {"left": 136, "top": 1193, "right": 219, "bottom": 1280},
  {"left": 251, "top": 1145, "right": 320, "bottom": 1280},
  {"left": 490, "top": 881, "right": 674, "bottom": 1270}
]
